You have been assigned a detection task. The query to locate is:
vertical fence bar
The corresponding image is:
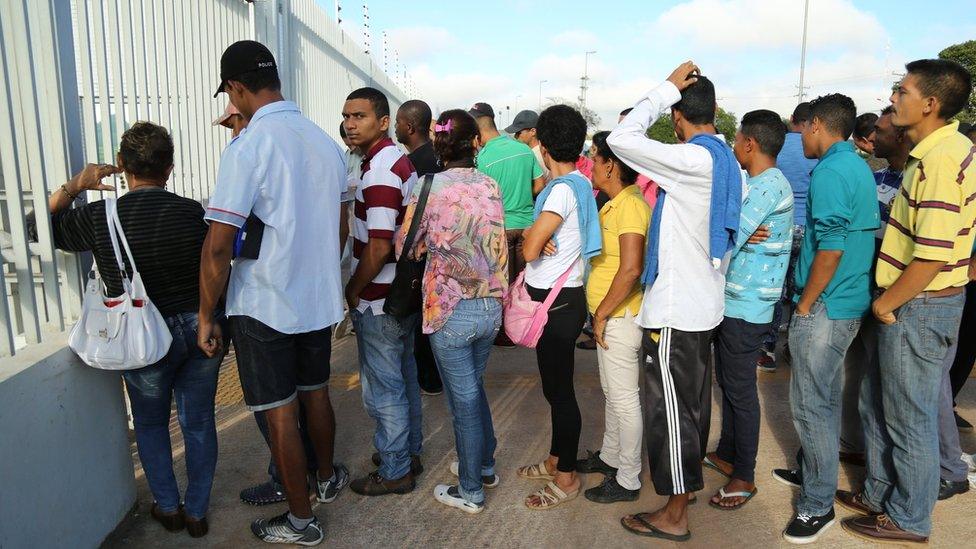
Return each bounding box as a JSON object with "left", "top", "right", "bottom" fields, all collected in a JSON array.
[
  {"left": 26, "top": 0, "right": 71, "bottom": 330},
  {"left": 0, "top": 0, "right": 42, "bottom": 344}
]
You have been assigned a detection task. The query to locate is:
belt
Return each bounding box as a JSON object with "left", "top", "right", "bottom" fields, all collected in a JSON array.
[{"left": 915, "top": 286, "right": 965, "bottom": 299}]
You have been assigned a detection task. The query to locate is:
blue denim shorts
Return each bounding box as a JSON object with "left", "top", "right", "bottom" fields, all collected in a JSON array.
[{"left": 230, "top": 316, "right": 332, "bottom": 412}]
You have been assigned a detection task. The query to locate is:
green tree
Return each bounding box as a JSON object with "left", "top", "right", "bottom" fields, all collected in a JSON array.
[
  {"left": 542, "top": 99, "right": 602, "bottom": 130},
  {"left": 938, "top": 40, "right": 976, "bottom": 123},
  {"left": 646, "top": 114, "right": 678, "bottom": 143},
  {"left": 715, "top": 108, "right": 738, "bottom": 144},
  {"left": 644, "top": 108, "right": 739, "bottom": 144}
]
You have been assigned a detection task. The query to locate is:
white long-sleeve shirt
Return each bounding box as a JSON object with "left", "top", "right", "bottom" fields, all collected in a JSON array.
[{"left": 608, "top": 81, "right": 744, "bottom": 332}]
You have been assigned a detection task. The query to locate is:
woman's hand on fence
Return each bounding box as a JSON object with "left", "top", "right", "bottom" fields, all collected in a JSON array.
[{"left": 67, "top": 163, "right": 120, "bottom": 195}]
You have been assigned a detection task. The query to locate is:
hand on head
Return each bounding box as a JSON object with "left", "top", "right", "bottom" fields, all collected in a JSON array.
[{"left": 667, "top": 61, "right": 700, "bottom": 92}]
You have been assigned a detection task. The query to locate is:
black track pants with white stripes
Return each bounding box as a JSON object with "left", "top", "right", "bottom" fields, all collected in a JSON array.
[{"left": 641, "top": 326, "right": 714, "bottom": 496}]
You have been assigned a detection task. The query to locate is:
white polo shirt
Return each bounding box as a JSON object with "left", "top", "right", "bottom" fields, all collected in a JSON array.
[
  {"left": 206, "top": 100, "right": 346, "bottom": 334},
  {"left": 608, "top": 81, "right": 746, "bottom": 332}
]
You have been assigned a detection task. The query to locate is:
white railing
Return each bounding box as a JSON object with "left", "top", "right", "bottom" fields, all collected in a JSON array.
[{"left": 0, "top": 0, "right": 407, "bottom": 357}]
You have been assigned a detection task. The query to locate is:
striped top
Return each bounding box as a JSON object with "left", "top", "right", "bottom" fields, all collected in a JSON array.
[
  {"left": 876, "top": 121, "right": 976, "bottom": 291},
  {"left": 45, "top": 187, "right": 207, "bottom": 318},
  {"left": 352, "top": 137, "right": 418, "bottom": 314}
]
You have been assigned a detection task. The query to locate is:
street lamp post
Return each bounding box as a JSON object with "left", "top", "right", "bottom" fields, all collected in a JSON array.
[
  {"left": 538, "top": 80, "right": 547, "bottom": 110},
  {"left": 797, "top": 0, "right": 810, "bottom": 102},
  {"left": 580, "top": 50, "right": 596, "bottom": 113},
  {"left": 515, "top": 94, "right": 522, "bottom": 113}
]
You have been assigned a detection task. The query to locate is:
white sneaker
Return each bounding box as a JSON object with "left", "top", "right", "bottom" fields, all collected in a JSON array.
[
  {"left": 433, "top": 484, "right": 484, "bottom": 514},
  {"left": 450, "top": 460, "right": 499, "bottom": 488}
]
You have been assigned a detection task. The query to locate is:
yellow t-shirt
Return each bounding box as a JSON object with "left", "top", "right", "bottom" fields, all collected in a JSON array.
[
  {"left": 876, "top": 121, "right": 976, "bottom": 291},
  {"left": 586, "top": 184, "right": 651, "bottom": 317}
]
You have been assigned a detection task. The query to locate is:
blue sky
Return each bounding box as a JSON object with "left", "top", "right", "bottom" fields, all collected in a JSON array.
[{"left": 320, "top": 0, "right": 976, "bottom": 130}]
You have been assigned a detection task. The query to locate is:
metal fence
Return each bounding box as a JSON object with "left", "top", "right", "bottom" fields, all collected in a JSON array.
[{"left": 0, "top": 0, "right": 407, "bottom": 357}]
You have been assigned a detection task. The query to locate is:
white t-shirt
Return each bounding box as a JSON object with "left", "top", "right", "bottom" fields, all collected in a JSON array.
[{"left": 525, "top": 182, "right": 584, "bottom": 289}]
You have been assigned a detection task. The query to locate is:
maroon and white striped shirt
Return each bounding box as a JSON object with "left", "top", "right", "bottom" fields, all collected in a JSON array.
[{"left": 352, "top": 137, "right": 418, "bottom": 314}]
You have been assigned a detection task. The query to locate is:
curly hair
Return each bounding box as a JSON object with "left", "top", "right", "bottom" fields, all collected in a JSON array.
[
  {"left": 118, "top": 122, "right": 174, "bottom": 181},
  {"left": 536, "top": 104, "right": 586, "bottom": 163},
  {"left": 433, "top": 109, "right": 478, "bottom": 166}
]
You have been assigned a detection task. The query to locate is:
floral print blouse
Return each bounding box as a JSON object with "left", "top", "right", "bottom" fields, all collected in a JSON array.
[{"left": 396, "top": 167, "right": 508, "bottom": 334}]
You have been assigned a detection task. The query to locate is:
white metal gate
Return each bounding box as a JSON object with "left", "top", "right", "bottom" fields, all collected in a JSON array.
[{"left": 0, "top": 0, "right": 407, "bottom": 356}]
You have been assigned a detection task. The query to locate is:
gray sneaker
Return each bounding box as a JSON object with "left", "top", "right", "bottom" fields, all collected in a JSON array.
[
  {"left": 251, "top": 512, "right": 324, "bottom": 546},
  {"left": 315, "top": 464, "right": 349, "bottom": 503}
]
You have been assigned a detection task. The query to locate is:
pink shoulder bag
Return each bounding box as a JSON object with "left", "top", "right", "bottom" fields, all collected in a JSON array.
[{"left": 503, "top": 263, "right": 574, "bottom": 348}]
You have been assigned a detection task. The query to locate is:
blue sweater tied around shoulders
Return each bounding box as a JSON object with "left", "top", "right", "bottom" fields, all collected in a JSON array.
[
  {"left": 533, "top": 172, "right": 602, "bottom": 260},
  {"left": 641, "top": 133, "right": 741, "bottom": 286}
]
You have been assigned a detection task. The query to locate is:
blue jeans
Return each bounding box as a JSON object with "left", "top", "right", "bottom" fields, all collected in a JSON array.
[
  {"left": 122, "top": 312, "right": 224, "bottom": 519},
  {"left": 788, "top": 300, "right": 861, "bottom": 516},
  {"left": 860, "top": 292, "right": 964, "bottom": 536},
  {"left": 429, "top": 298, "right": 502, "bottom": 505},
  {"left": 351, "top": 308, "right": 423, "bottom": 480}
]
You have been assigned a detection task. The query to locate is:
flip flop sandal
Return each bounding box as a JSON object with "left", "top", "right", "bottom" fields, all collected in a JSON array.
[
  {"left": 620, "top": 513, "right": 691, "bottom": 542},
  {"left": 708, "top": 486, "right": 758, "bottom": 511},
  {"left": 517, "top": 461, "right": 554, "bottom": 480},
  {"left": 702, "top": 456, "right": 731, "bottom": 478},
  {"left": 524, "top": 481, "right": 579, "bottom": 510}
]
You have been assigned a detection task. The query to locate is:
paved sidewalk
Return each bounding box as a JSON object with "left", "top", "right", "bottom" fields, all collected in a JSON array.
[{"left": 105, "top": 333, "right": 976, "bottom": 548}]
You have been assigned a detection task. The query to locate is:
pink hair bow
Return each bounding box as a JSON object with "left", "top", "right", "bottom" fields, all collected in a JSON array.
[{"left": 434, "top": 120, "right": 453, "bottom": 133}]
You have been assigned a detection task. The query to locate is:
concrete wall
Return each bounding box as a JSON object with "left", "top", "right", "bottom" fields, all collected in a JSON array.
[{"left": 0, "top": 334, "right": 135, "bottom": 548}]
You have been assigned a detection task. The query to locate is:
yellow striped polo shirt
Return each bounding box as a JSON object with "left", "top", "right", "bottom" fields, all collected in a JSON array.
[{"left": 876, "top": 121, "right": 976, "bottom": 290}]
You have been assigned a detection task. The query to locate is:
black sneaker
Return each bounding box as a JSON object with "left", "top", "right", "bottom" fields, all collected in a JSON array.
[
  {"left": 783, "top": 508, "right": 835, "bottom": 544},
  {"left": 938, "top": 478, "right": 970, "bottom": 500},
  {"left": 772, "top": 468, "right": 802, "bottom": 488},
  {"left": 955, "top": 411, "right": 974, "bottom": 433},
  {"left": 576, "top": 450, "right": 618, "bottom": 475},
  {"left": 250, "top": 512, "right": 324, "bottom": 546},
  {"left": 315, "top": 464, "right": 349, "bottom": 503},
  {"left": 240, "top": 481, "right": 287, "bottom": 506},
  {"left": 584, "top": 476, "right": 639, "bottom": 503}
]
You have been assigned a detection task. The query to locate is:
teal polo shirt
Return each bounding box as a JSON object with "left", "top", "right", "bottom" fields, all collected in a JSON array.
[
  {"left": 793, "top": 141, "right": 879, "bottom": 320},
  {"left": 476, "top": 135, "right": 543, "bottom": 230}
]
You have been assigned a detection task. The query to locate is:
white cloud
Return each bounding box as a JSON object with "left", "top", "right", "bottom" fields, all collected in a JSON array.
[
  {"left": 384, "top": 26, "right": 457, "bottom": 63},
  {"left": 410, "top": 63, "right": 514, "bottom": 114},
  {"left": 650, "top": 0, "right": 886, "bottom": 53},
  {"left": 717, "top": 51, "right": 905, "bottom": 118},
  {"left": 528, "top": 53, "right": 612, "bottom": 85},
  {"left": 549, "top": 29, "right": 600, "bottom": 49}
]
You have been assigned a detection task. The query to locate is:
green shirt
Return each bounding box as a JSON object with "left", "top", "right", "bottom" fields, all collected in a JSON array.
[
  {"left": 793, "top": 141, "right": 879, "bottom": 320},
  {"left": 476, "top": 135, "right": 543, "bottom": 229}
]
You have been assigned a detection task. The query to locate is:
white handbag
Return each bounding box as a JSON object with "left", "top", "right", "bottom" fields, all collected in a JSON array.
[{"left": 68, "top": 198, "right": 172, "bottom": 370}]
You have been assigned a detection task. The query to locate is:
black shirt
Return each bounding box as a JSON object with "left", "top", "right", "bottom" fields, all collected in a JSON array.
[
  {"left": 43, "top": 187, "right": 208, "bottom": 318},
  {"left": 408, "top": 141, "right": 441, "bottom": 177}
]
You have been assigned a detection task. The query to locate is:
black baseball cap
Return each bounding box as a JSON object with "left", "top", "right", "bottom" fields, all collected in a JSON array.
[
  {"left": 468, "top": 102, "right": 495, "bottom": 119},
  {"left": 505, "top": 110, "right": 539, "bottom": 134},
  {"left": 214, "top": 40, "right": 278, "bottom": 98}
]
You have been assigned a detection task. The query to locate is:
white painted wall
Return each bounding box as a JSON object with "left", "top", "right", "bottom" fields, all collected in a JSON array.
[{"left": 0, "top": 334, "right": 135, "bottom": 548}]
